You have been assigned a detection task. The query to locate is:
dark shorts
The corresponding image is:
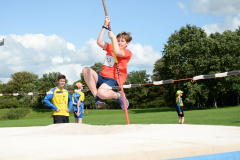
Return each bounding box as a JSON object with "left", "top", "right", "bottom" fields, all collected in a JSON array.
[
  {"left": 53, "top": 115, "right": 69, "bottom": 124},
  {"left": 96, "top": 73, "right": 119, "bottom": 89},
  {"left": 177, "top": 106, "right": 184, "bottom": 117}
]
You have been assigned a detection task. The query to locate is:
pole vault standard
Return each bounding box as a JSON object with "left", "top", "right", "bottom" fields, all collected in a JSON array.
[
  {"left": 102, "top": 0, "right": 130, "bottom": 124},
  {"left": 0, "top": 39, "right": 4, "bottom": 46}
]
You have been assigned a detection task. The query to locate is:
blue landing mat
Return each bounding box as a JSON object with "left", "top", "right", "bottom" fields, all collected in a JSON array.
[{"left": 167, "top": 151, "right": 240, "bottom": 160}]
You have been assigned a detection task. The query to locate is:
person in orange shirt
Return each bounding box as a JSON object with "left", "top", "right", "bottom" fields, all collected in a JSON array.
[{"left": 82, "top": 16, "right": 132, "bottom": 111}]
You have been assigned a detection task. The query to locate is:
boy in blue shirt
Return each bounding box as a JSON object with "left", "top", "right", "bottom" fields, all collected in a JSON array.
[
  {"left": 176, "top": 90, "right": 184, "bottom": 124},
  {"left": 72, "top": 82, "right": 85, "bottom": 123},
  {"left": 44, "top": 75, "right": 73, "bottom": 124}
]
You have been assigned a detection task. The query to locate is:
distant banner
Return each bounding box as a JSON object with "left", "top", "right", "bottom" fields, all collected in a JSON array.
[{"left": 0, "top": 39, "right": 4, "bottom": 46}]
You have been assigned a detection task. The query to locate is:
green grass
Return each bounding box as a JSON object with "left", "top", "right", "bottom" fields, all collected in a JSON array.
[
  {"left": 0, "top": 106, "right": 240, "bottom": 127},
  {"left": 0, "top": 109, "right": 11, "bottom": 117}
]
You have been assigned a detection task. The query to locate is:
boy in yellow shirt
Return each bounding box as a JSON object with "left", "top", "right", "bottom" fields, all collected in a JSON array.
[
  {"left": 44, "top": 75, "right": 73, "bottom": 124},
  {"left": 176, "top": 90, "right": 184, "bottom": 124}
]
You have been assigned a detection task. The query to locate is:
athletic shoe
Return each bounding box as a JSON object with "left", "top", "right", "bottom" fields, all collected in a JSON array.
[
  {"left": 117, "top": 91, "right": 129, "bottom": 111},
  {"left": 95, "top": 96, "right": 105, "bottom": 109}
]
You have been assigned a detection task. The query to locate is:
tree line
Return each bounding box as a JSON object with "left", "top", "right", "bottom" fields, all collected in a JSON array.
[
  {"left": 0, "top": 64, "right": 165, "bottom": 109},
  {"left": 154, "top": 25, "right": 240, "bottom": 108},
  {"left": 0, "top": 25, "right": 240, "bottom": 109}
]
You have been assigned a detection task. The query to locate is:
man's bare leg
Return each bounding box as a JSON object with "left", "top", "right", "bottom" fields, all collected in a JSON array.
[
  {"left": 82, "top": 67, "right": 98, "bottom": 97},
  {"left": 78, "top": 118, "right": 82, "bottom": 124},
  {"left": 178, "top": 116, "right": 181, "bottom": 124},
  {"left": 82, "top": 67, "right": 106, "bottom": 108},
  {"left": 181, "top": 117, "right": 184, "bottom": 124}
]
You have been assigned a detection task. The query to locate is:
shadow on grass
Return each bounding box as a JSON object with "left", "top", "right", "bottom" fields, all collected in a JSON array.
[
  {"left": 215, "top": 106, "right": 240, "bottom": 109},
  {"left": 129, "top": 106, "right": 228, "bottom": 114},
  {"left": 233, "top": 121, "right": 240, "bottom": 124},
  {"left": 130, "top": 108, "right": 176, "bottom": 114},
  {"left": 33, "top": 109, "right": 52, "bottom": 113},
  {"left": 186, "top": 105, "right": 239, "bottom": 111}
]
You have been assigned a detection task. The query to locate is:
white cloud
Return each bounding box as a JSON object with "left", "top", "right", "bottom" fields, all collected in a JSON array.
[
  {"left": 67, "top": 43, "right": 75, "bottom": 51},
  {"left": 0, "top": 78, "right": 10, "bottom": 84},
  {"left": 190, "top": 0, "right": 240, "bottom": 16},
  {"left": 44, "top": 64, "right": 83, "bottom": 85},
  {"left": 9, "top": 34, "right": 58, "bottom": 51},
  {"left": 203, "top": 14, "right": 240, "bottom": 35},
  {"left": 0, "top": 34, "right": 100, "bottom": 84},
  {"left": 0, "top": 34, "right": 160, "bottom": 84},
  {"left": 128, "top": 43, "right": 162, "bottom": 66},
  {"left": 232, "top": 14, "right": 240, "bottom": 26},
  {"left": 52, "top": 57, "right": 71, "bottom": 64},
  {"left": 177, "top": 2, "right": 189, "bottom": 16},
  {"left": 187, "top": 0, "right": 240, "bottom": 35}
]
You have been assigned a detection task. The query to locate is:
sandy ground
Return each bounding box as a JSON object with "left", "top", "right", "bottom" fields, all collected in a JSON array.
[{"left": 0, "top": 124, "right": 240, "bottom": 160}]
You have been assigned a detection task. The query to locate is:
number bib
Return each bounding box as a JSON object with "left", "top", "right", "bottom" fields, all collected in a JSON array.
[{"left": 103, "top": 55, "right": 115, "bottom": 67}]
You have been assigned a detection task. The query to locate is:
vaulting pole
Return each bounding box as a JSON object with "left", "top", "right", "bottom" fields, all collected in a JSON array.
[{"left": 102, "top": 0, "right": 130, "bottom": 124}]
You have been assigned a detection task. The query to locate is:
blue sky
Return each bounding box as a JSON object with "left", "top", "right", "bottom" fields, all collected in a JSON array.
[{"left": 0, "top": 0, "right": 240, "bottom": 84}]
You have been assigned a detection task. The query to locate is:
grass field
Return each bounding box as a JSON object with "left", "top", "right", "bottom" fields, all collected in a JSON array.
[{"left": 0, "top": 106, "right": 240, "bottom": 127}]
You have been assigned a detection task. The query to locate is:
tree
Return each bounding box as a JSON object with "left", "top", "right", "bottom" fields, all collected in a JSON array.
[
  {"left": 155, "top": 24, "right": 209, "bottom": 107},
  {"left": 124, "top": 70, "right": 151, "bottom": 109},
  {"left": 36, "top": 72, "right": 64, "bottom": 93},
  {"left": 19, "top": 83, "right": 38, "bottom": 108},
  {"left": 154, "top": 24, "right": 240, "bottom": 107},
  {"left": 208, "top": 29, "right": 240, "bottom": 106},
  {"left": 147, "top": 64, "right": 167, "bottom": 107},
  {"left": 3, "top": 72, "right": 38, "bottom": 94}
]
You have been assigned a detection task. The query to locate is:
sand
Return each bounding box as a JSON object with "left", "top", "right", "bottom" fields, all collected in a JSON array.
[{"left": 0, "top": 124, "right": 240, "bottom": 160}]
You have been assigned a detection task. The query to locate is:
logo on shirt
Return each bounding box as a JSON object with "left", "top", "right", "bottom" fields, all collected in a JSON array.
[{"left": 57, "top": 95, "right": 66, "bottom": 104}]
